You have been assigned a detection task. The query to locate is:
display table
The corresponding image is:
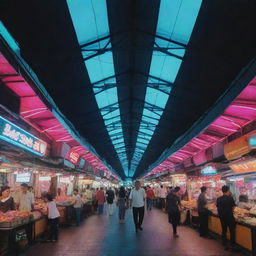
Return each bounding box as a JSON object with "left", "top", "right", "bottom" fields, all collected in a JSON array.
[
  {"left": 208, "top": 213, "right": 256, "bottom": 255},
  {"left": 0, "top": 221, "right": 33, "bottom": 256},
  {"left": 34, "top": 216, "right": 47, "bottom": 238},
  {"left": 57, "top": 205, "right": 73, "bottom": 227}
]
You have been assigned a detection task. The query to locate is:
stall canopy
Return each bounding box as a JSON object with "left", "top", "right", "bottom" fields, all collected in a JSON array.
[
  {"left": 0, "top": 0, "right": 255, "bottom": 179},
  {"left": 0, "top": 52, "right": 119, "bottom": 179}
]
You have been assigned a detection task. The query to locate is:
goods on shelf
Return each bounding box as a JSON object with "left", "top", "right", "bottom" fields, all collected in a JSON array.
[
  {"left": 181, "top": 200, "right": 197, "bottom": 209},
  {"left": 234, "top": 207, "right": 249, "bottom": 218},
  {"left": 0, "top": 210, "right": 33, "bottom": 228},
  {"left": 55, "top": 195, "right": 74, "bottom": 206},
  {"left": 34, "top": 199, "right": 47, "bottom": 212}
]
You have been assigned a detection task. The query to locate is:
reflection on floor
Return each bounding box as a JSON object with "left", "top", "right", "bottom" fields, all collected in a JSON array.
[{"left": 23, "top": 207, "right": 244, "bottom": 256}]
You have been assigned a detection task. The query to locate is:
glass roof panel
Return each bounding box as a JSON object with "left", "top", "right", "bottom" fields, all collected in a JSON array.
[
  {"left": 145, "top": 87, "right": 170, "bottom": 109},
  {"left": 156, "top": 0, "right": 202, "bottom": 44},
  {"left": 149, "top": 53, "right": 182, "bottom": 84},
  {"left": 67, "top": 0, "right": 109, "bottom": 44},
  {"left": 94, "top": 87, "right": 118, "bottom": 108},
  {"left": 85, "top": 52, "right": 116, "bottom": 84},
  {"left": 67, "top": 0, "right": 129, "bottom": 173}
]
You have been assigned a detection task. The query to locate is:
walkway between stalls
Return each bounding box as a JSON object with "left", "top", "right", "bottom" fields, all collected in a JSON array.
[{"left": 23, "top": 207, "right": 243, "bottom": 256}]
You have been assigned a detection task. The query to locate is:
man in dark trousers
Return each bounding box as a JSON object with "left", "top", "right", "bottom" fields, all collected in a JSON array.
[
  {"left": 197, "top": 186, "right": 210, "bottom": 237},
  {"left": 129, "top": 181, "right": 146, "bottom": 232},
  {"left": 166, "top": 186, "right": 181, "bottom": 238},
  {"left": 217, "top": 185, "right": 236, "bottom": 251}
]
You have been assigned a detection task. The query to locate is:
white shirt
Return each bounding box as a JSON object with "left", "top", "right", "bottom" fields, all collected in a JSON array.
[
  {"left": 160, "top": 188, "right": 167, "bottom": 198},
  {"left": 16, "top": 192, "right": 35, "bottom": 211},
  {"left": 73, "top": 194, "right": 83, "bottom": 208},
  {"left": 129, "top": 188, "right": 146, "bottom": 208},
  {"left": 1, "top": 196, "right": 10, "bottom": 203},
  {"left": 47, "top": 201, "right": 60, "bottom": 219}
]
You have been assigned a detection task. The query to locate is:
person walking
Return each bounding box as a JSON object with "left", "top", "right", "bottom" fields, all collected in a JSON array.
[
  {"left": 217, "top": 185, "right": 236, "bottom": 251},
  {"left": 96, "top": 187, "right": 105, "bottom": 215},
  {"left": 197, "top": 186, "right": 210, "bottom": 237},
  {"left": 129, "top": 181, "right": 146, "bottom": 232},
  {"left": 146, "top": 186, "right": 154, "bottom": 211},
  {"left": 117, "top": 186, "right": 127, "bottom": 223},
  {"left": 43, "top": 194, "right": 60, "bottom": 242},
  {"left": 166, "top": 186, "right": 181, "bottom": 238},
  {"left": 106, "top": 187, "right": 115, "bottom": 216},
  {"left": 73, "top": 189, "right": 83, "bottom": 226},
  {"left": 159, "top": 185, "right": 167, "bottom": 210}
]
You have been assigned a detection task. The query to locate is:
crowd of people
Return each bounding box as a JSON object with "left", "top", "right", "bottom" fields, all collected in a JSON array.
[{"left": 0, "top": 182, "right": 238, "bottom": 250}]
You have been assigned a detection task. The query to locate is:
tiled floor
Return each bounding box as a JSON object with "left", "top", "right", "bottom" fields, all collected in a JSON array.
[{"left": 23, "top": 207, "right": 245, "bottom": 256}]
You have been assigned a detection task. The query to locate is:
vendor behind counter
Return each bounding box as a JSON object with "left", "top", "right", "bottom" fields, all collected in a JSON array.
[{"left": 0, "top": 186, "right": 16, "bottom": 213}]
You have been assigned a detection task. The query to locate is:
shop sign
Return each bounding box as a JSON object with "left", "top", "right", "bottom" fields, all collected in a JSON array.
[
  {"left": 201, "top": 166, "right": 217, "bottom": 176},
  {"left": 67, "top": 149, "right": 79, "bottom": 165},
  {"left": 230, "top": 160, "right": 256, "bottom": 174},
  {"left": 0, "top": 116, "right": 47, "bottom": 157},
  {"left": 224, "top": 134, "right": 250, "bottom": 160},
  {"left": 16, "top": 172, "right": 31, "bottom": 183}
]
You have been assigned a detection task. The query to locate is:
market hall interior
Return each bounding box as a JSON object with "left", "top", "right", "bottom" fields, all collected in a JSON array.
[{"left": 0, "top": 0, "right": 256, "bottom": 256}]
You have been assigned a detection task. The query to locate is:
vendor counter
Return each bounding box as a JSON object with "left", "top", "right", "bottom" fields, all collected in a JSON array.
[
  {"left": 208, "top": 213, "right": 256, "bottom": 255},
  {"left": 182, "top": 206, "right": 256, "bottom": 256},
  {"left": 0, "top": 214, "right": 48, "bottom": 256}
]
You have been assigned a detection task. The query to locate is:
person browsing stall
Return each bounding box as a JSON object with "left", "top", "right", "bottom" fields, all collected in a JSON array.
[
  {"left": 129, "top": 181, "right": 146, "bottom": 232},
  {"left": 0, "top": 186, "right": 16, "bottom": 212},
  {"left": 16, "top": 183, "right": 35, "bottom": 211},
  {"left": 216, "top": 185, "right": 236, "bottom": 251},
  {"left": 197, "top": 186, "right": 210, "bottom": 238},
  {"left": 43, "top": 194, "right": 60, "bottom": 242}
]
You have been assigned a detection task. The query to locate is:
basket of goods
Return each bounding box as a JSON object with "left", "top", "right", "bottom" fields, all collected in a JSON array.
[
  {"left": 0, "top": 215, "right": 16, "bottom": 228},
  {"left": 181, "top": 200, "right": 197, "bottom": 209},
  {"left": 234, "top": 207, "right": 249, "bottom": 219},
  {"left": 19, "top": 211, "right": 31, "bottom": 224}
]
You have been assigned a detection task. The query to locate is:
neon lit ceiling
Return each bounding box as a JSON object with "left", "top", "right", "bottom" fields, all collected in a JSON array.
[
  {"left": 67, "top": 0, "right": 129, "bottom": 175},
  {"left": 67, "top": 0, "right": 202, "bottom": 177},
  {"left": 130, "top": 0, "right": 202, "bottom": 176},
  {"left": 145, "top": 76, "right": 256, "bottom": 177}
]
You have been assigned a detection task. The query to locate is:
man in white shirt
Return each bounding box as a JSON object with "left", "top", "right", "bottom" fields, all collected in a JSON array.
[
  {"left": 16, "top": 183, "right": 35, "bottom": 212},
  {"left": 129, "top": 181, "right": 146, "bottom": 232}
]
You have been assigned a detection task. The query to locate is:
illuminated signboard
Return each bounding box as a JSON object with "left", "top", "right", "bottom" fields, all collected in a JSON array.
[
  {"left": 230, "top": 160, "right": 256, "bottom": 174},
  {"left": 0, "top": 116, "right": 47, "bottom": 156},
  {"left": 16, "top": 172, "right": 31, "bottom": 183},
  {"left": 201, "top": 166, "right": 217, "bottom": 176},
  {"left": 67, "top": 149, "right": 79, "bottom": 165}
]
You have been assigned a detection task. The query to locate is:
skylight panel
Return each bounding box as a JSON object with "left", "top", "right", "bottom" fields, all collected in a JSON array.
[
  {"left": 131, "top": 0, "right": 202, "bottom": 176},
  {"left": 67, "top": 0, "right": 109, "bottom": 44}
]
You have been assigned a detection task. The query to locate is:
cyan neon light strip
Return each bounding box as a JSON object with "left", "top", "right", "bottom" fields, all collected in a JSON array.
[
  {"left": 130, "top": 0, "right": 202, "bottom": 177},
  {"left": 0, "top": 22, "right": 20, "bottom": 53},
  {"left": 67, "top": 0, "right": 129, "bottom": 175}
]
